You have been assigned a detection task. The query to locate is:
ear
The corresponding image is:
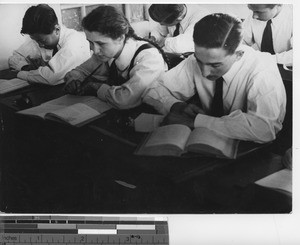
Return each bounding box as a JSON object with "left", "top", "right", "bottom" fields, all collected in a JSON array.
[
  {"left": 117, "top": 34, "right": 126, "bottom": 43},
  {"left": 54, "top": 24, "right": 60, "bottom": 35},
  {"left": 235, "top": 50, "right": 244, "bottom": 61}
]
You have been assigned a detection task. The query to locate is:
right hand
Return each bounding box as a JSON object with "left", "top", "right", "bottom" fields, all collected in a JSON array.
[
  {"left": 63, "top": 70, "right": 85, "bottom": 94},
  {"left": 63, "top": 79, "right": 83, "bottom": 95},
  {"left": 170, "top": 102, "right": 203, "bottom": 117}
]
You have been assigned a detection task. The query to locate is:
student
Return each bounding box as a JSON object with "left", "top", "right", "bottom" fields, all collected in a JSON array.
[
  {"left": 8, "top": 4, "right": 91, "bottom": 85},
  {"left": 243, "top": 4, "right": 293, "bottom": 65},
  {"left": 143, "top": 13, "right": 286, "bottom": 143},
  {"left": 148, "top": 4, "right": 209, "bottom": 53},
  {"left": 64, "top": 6, "right": 169, "bottom": 109}
]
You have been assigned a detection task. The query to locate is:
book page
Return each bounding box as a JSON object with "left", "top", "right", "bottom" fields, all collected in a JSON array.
[
  {"left": 18, "top": 104, "right": 65, "bottom": 118},
  {"left": 255, "top": 169, "right": 292, "bottom": 193},
  {"left": 44, "top": 94, "right": 97, "bottom": 106},
  {"left": 84, "top": 98, "right": 112, "bottom": 114},
  {"left": 134, "top": 113, "right": 165, "bottom": 132},
  {"left": 145, "top": 124, "right": 191, "bottom": 151},
  {"left": 186, "top": 127, "right": 239, "bottom": 159},
  {"left": 0, "top": 78, "right": 30, "bottom": 94},
  {"left": 45, "top": 103, "right": 100, "bottom": 126}
]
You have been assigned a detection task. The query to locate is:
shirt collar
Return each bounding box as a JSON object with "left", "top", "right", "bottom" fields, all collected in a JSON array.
[
  {"left": 109, "top": 38, "right": 137, "bottom": 71},
  {"left": 57, "top": 25, "right": 67, "bottom": 49}
]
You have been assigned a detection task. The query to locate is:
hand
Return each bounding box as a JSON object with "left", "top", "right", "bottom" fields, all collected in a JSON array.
[
  {"left": 162, "top": 111, "right": 194, "bottom": 129},
  {"left": 27, "top": 57, "right": 47, "bottom": 69},
  {"left": 170, "top": 102, "right": 203, "bottom": 117},
  {"left": 78, "top": 81, "right": 103, "bottom": 96},
  {"left": 63, "top": 80, "right": 83, "bottom": 95}
]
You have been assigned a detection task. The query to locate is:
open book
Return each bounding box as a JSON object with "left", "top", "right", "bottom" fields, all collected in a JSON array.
[
  {"left": 135, "top": 124, "right": 239, "bottom": 159},
  {"left": 0, "top": 78, "right": 30, "bottom": 94},
  {"left": 255, "top": 169, "right": 292, "bottom": 194},
  {"left": 18, "top": 94, "right": 112, "bottom": 127}
]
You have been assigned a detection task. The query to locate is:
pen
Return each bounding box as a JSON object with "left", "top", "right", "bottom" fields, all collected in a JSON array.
[
  {"left": 149, "top": 32, "right": 151, "bottom": 39},
  {"left": 79, "top": 62, "right": 103, "bottom": 88}
]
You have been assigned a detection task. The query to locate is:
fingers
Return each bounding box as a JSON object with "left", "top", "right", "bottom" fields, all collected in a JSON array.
[
  {"left": 63, "top": 80, "right": 82, "bottom": 94},
  {"left": 184, "top": 104, "right": 202, "bottom": 117}
]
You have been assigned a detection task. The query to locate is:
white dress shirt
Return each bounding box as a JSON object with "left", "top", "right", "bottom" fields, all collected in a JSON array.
[
  {"left": 143, "top": 45, "right": 286, "bottom": 143},
  {"left": 151, "top": 4, "right": 209, "bottom": 53},
  {"left": 8, "top": 26, "right": 91, "bottom": 85},
  {"left": 242, "top": 5, "right": 293, "bottom": 65}
]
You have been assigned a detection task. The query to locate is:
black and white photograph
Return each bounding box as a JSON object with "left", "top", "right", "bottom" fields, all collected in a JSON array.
[{"left": 0, "top": 1, "right": 297, "bottom": 243}]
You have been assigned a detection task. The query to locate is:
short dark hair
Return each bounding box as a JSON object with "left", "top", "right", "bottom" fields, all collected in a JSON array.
[
  {"left": 21, "top": 4, "right": 58, "bottom": 35},
  {"left": 248, "top": 4, "right": 278, "bottom": 9},
  {"left": 82, "top": 5, "right": 132, "bottom": 40},
  {"left": 148, "top": 4, "right": 185, "bottom": 24},
  {"left": 193, "top": 13, "right": 242, "bottom": 55}
]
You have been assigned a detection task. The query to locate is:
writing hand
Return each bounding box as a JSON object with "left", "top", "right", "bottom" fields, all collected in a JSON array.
[{"left": 63, "top": 80, "right": 82, "bottom": 95}]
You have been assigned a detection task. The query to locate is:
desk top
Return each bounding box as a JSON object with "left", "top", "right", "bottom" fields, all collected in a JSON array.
[{"left": 0, "top": 65, "right": 288, "bottom": 184}]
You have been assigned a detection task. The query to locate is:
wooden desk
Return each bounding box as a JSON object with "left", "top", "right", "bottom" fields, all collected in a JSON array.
[{"left": 0, "top": 67, "right": 289, "bottom": 213}]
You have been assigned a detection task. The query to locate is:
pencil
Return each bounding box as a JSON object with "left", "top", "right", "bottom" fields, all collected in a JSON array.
[{"left": 79, "top": 62, "right": 103, "bottom": 88}]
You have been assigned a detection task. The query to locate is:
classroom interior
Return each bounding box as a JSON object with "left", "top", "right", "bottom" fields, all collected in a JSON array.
[{"left": 0, "top": 3, "right": 293, "bottom": 214}]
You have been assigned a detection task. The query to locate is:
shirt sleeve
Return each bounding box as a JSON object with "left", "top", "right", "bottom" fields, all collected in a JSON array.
[
  {"left": 194, "top": 71, "right": 286, "bottom": 143},
  {"left": 242, "top": 15, "right": 256, "bottom": 48},
  {"left": 8, "top": 39, "right": 41, "bottom": 71},
  {"left": 97, "top": 48, "right": 166, "bottom": 109},
  {"left": 17, "top": 38, "right": 91, "bottom": 85},
  {"left": 163, "top": 23, "right": 195, "bottom": 53},
  {"left": 274, "top": 36, "right": 293, "bottom": 65},
  {"left": 143, "top": 57, "right": 197, "bottom": 114}
]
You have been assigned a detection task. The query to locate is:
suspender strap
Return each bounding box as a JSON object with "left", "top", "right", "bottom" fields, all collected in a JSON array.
[{"left": 127, "top": 43, "right": 154, "bottom": 79}]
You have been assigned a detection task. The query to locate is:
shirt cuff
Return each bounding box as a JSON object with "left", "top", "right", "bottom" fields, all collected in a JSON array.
[
  {"left": 194, "top": 113, "right": 216, "bottom": 128},
  {"left": 17, "top": 71, "right": 29, "bottom": 81},
  {"left": 164, "top": 97, "right": 182, "bottom": 112},
  {"left": 97, "top": 83, "right": 110, "bottom": 101}
]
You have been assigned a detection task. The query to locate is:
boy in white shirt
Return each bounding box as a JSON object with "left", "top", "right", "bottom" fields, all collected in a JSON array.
[
  {"left": 144, "top": 13, "right": 286, "bottom": 144},
  {"left": 243, "top": 4, "right": 293, "bottom": 65},
  {"left": 148, "top": 4, "right": 209, "bottom": 53},
  {"left": 8, "top": 4, "right": 91, "bottom": 85}
]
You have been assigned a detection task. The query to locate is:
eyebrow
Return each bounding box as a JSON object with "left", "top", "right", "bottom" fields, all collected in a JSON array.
[{"left": 194, "top": 55, "right": 223, "bottom": 65}]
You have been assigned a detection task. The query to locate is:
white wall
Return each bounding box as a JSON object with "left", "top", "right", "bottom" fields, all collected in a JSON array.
[{"left": 0, "top": 4, "right": 62, "bottom": 70}]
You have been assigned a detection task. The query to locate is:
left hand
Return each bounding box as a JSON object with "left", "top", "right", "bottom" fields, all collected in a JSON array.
[
  {"left": 161, "top": 111, "right": 195, "bottom": 129},
  {"left": 78, "top": 81, "right": 103, "bottom": 96}
]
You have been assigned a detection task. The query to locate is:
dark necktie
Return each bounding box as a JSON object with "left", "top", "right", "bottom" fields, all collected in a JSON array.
[
  {"left": 52, "top": 46, "right": 58, "bottom": 56},
  {"left": 108, "top": 60, "right": 126, "bottom": 86},
  {"left": 173, "top": 23, "right": 180, "bottom": 37},
  {"left": 261, "top": 19, "right": 275, "bottom": 54},
  {"left": 210, "top": 77, "right": 224, "bottom": 117}
]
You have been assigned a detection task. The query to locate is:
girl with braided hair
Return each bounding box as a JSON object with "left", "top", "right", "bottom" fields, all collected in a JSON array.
[{"left": 64, "top": 5, "right": 169, "bottom": 109}]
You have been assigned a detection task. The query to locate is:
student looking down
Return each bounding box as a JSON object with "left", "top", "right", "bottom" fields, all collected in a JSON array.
[
  {"left": 243, "top": 4, "right": 293, "bottom": 65},
  {"left": 143, "top": 13, "right": 286, "bottom": 143},
  {"left": 64, "top": 5, "right": 169, "bottom": 109},
  {"left": 8, "top": 4, "right": 91, "bottom": 85},
  {"left": 148, "top": 4, "right": 209, "bottom": 53}
]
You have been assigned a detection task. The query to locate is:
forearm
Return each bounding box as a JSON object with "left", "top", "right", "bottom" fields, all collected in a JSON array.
[{"left": 194, "top": 110, "right": 279, "bottom": 143}]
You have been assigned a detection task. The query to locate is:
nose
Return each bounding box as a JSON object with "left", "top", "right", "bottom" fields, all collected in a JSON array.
[{"left": 200, "top": 64, "right": 211, "bottom": 78}]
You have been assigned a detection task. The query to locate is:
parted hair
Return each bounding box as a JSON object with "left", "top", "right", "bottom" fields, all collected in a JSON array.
[
  {"left": 82, "top": 5, "right": 171, "bottom": 68},
  {"left": 148, "top": 4, "right": 185, "bottom": 24},
  {"left": 193, "top": 13, "right": 243, "bottom": 55},
  {"left": 21, "top": 4, "right": 58, "bottom": 35}
]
